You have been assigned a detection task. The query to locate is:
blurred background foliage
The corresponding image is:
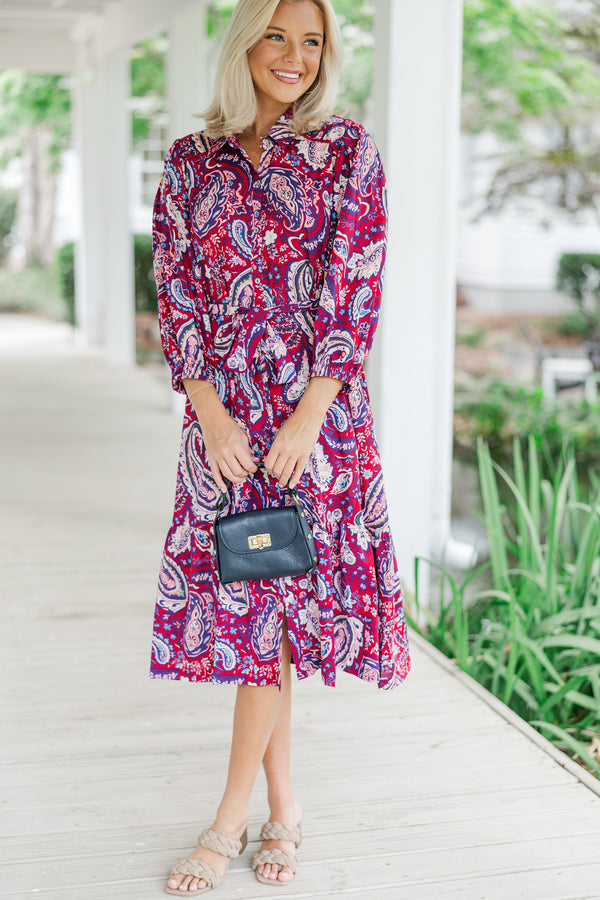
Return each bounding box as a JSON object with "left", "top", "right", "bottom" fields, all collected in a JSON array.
[{"left": 0, "top": 70, "right": 71, "bottom": 166}]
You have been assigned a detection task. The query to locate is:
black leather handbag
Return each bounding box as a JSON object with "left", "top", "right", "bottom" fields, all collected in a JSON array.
[{"left": 212, "top": 480, "right": 319, "bottom": 585}]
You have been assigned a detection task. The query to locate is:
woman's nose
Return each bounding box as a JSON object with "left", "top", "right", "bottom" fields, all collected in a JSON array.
[{"left": 283, "top": 40, "right": 302, "bottom": 64}]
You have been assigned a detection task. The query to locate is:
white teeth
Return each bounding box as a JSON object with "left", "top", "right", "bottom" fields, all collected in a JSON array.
[{"left": 273, "top": 71, "right": 301, "bottom": 80}]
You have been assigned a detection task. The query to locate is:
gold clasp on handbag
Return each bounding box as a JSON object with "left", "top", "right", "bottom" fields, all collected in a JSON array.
[{"left": 248, "top": 533, "right": 272, "bottom": 550}]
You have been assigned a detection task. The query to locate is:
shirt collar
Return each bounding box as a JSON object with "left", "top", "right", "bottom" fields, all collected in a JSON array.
[{"left": 205, "top": 107, "right": 297, "bottom": 157}]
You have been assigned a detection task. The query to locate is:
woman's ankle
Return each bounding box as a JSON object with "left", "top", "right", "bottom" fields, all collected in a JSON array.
[
  {"left": 214, "top": 801, "right": 249, "bottom": 835},
  {"left": 267, "top": 793, "right": 302, "bottom": 822}
]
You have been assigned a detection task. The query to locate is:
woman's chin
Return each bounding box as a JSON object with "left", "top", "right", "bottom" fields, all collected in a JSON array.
[{"left": 256, "top": 79, "right": 308, "bottom": 108}]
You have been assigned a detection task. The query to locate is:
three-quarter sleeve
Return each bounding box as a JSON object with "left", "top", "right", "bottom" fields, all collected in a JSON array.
[
  {"left": 152, "top": 140, "right": 216, "bottom": 394},
  {"left": 310, "top": 129, "right": 387, "bottom": 389}
]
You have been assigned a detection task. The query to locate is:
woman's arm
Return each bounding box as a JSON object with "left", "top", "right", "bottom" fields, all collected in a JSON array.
[
  {"left": 153, "top": 141, "right": 217, "bottom": 394},
  {"left": 183, "top": 378, "right": 258, "bottom": 493},
  {"left": 264, "top": 375, "right": 343, "bottom": 489},
  {"left": 265, "top": 126, "right": 387, "bottom": 492}
]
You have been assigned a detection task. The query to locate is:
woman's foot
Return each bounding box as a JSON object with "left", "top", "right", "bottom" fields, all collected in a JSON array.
[
  {"left": 166, "top": 816, "right": 248, "bottom": 894},
  {"left": 255, "top": 799, "right": 303, "bottom": 883}
]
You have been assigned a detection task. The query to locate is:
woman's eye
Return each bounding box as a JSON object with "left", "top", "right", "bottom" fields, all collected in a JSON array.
[
  {"left": 266, "top": 33, "right": 283, "bottom": 41},
  {"left": 305, "top": 39, "right": 320, "bottom": 47}
]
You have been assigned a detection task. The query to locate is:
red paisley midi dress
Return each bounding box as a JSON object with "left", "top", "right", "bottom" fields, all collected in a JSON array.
[{"left": 149, "top": 109, "right": 411, "bottom": 690}]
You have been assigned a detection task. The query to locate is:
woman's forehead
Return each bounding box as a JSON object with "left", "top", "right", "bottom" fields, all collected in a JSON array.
[{"left": 268, "top": 0, "right": 324, "bottom": 30}]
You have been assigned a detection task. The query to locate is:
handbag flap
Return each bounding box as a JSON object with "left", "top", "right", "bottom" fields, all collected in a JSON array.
[{"left": 216, "top": 506, "right": 302, "bottom": 555}]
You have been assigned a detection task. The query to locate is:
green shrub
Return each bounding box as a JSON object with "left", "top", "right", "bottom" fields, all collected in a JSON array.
[
  {"left": 556, "top": 311, "right": 590, "bottom": 339},
  {"left": 456, "top": 325, "right": 487, "bottom": 348},
  {"left": 0, "top": 265, "right": 64, "bottom": 319},
  {"left": 133, "top": 233, "right": 157, "bottom": 314},
  {"left": 0, "top": 188, "right": 17, "bottom": 266},
  {"left": 407, "top": 437, "right": 600, "bottom": 781},
  {"left": 556, "top": 253, "right": 600, "bottom": 341},
  {"left": 55, "top": 241, "right": 75, "bottom": 325},
  {"left": 55, "top": 235, "right": 158, "bottom": 324},
  {"left": 455, "top": 377, "right": 600, "bottom": 476}
]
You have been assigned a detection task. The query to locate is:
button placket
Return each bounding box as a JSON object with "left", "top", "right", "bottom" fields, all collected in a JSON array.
[{"left": 251, "top": 175, "right": 266, "bottom": 301}]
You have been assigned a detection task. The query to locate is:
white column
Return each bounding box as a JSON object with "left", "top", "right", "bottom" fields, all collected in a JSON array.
[
  {"left": 103, "top": 50, "right": 135, "bottom": 366},
  {"left": 167, "top": 2, "right": 213, "bottom": 144},
  {"left": 166, "top": 2, "right": 213, "bottom": 413},
  {"left": 373, "top": 0, "right": 473, "bottom": 596},
  {"left": 74, "top": 45, "right": 135, "bottom": 365},
  {"left": 74, "top": 50, "right": 106, "bottom": 347}
]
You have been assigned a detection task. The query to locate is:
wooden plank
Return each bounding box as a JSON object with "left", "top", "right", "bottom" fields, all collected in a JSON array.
[
  {"left": 2, "top": 836, "right": 600, "bottom": 897},
  {"left": 0, "top": 727, "right": 574, "bottom": 789},
  {"left": 3, "top": 781, "right": 597, "bottom": 855},
  {"left": 410, "top": 630, "right": 600, "bottom": 799},
  {"left": 1, "top": 788, "right": 599, "bottom": 854}
]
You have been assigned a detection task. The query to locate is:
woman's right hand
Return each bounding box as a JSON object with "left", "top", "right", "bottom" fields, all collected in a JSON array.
[{"left": 184, "top": 380, "right": 258, "bottom": 493}]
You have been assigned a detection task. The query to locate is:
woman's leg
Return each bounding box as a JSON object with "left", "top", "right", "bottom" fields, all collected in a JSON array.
[
  {"left": 255, "top": 620, "right": 303, "bottom": 883},
  {"left": 167, "top": 639, "right": 290, "bottom": 893}
]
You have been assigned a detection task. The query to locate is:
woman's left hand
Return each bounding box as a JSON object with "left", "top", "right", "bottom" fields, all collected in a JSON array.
[
  {"left": 264, "top": 407, "right": 323, "bottom": 489},
  {"left": 264, "top": 376, "right": 344, "bottom": 489}
]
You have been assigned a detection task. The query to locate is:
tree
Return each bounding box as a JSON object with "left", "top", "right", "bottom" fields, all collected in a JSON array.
[
  {"left": 0, "top": 71, "right": 71, "bottom": 266},
  {"left": 462, "top": 0, "right": 600, "bottom": 227},
  {"left": 130, "top": 36, "right": 167, "bottom": 147}
]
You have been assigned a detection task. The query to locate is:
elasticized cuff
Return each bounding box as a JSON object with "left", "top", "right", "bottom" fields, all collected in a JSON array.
[
  {"left": 172, "top": 360, "right": 217, "bottom": 395},
  {"left": 309, "top": 355, "right": 361, "bottom": 389}
]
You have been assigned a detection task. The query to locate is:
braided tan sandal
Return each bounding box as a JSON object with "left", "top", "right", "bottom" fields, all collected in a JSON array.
[
  {"left": 166, "top": 826, "right": 248, "bottom": 896},
  {"left": 251, "top": 821, "right": 302, "bottom": 886}
]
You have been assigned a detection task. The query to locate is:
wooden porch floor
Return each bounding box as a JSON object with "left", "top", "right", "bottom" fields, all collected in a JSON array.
[{"left": 2, "top": 316, "right": 600, "bottom": 900}]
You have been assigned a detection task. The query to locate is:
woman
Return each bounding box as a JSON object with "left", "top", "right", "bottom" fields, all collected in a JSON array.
[{"left": 151, "top": 0, "right": 411, "bottom": 893}]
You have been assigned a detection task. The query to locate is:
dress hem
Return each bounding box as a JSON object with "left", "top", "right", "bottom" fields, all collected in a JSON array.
[{"left": 148, "top": 654, "right": 411, "bottom": 691}]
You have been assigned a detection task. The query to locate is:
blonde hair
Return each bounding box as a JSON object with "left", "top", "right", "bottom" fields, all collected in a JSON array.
[{"left": 203, "top": 0, "right": 343, "bottom": 138}]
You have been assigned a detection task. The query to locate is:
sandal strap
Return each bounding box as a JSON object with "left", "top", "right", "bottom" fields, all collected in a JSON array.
[
  {"left": 259, "top": 821, "right": 302, "bottom": 847},
  {"left": 169, "top": 856, "right": 222, "bottom": 888},
  {"left": 197, "top": 827, "right": 245, "bottom": 859},
  {"left": 252, "top": 848, "right": 299, "bottom": 875}
]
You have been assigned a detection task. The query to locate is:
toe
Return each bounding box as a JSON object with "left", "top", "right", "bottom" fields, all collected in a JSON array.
[{"left": 278, "top": 866, "right": 293, "bottom": 882}]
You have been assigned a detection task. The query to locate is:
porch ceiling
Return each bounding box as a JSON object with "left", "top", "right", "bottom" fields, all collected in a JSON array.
[
  {"left": 0, "top": 0, "right": 197, "bottom": 71},
  {"left": 0, "top": 0, "right": 108, "bottom": 30},
  {"left": 0, "top": 0, "right": 112, "bottom": 71}
]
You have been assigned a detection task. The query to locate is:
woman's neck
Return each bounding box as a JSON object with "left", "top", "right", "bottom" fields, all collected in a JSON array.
[{"left": 245, "top": 103, "right": 291, "bottom": 142}]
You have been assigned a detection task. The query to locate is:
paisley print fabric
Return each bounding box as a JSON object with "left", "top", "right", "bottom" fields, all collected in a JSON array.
[{"left": 150, "top": 110, "right": 411, "bottom": 689}]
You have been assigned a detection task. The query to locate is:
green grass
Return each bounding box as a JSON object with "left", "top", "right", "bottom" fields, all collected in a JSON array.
[
  {"left": 406, "top": 436, "right": 600, "bottom": 781},
  {"left": 456, "top": 325, "right": 487, "bottom": 348},
  {"left": 0, "top": 265, "right": 67, "bottom": 320},
  {"left": 555, "top": 311, "right": 591, "bottom": 339}
]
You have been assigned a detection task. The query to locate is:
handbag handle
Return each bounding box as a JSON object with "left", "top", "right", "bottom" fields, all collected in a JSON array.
[
  {"left": 188, "top": 422, "right": 307, "bottom": 524},
  {"left": 214, "top": 468, "right": 306, "bottom": 526}
]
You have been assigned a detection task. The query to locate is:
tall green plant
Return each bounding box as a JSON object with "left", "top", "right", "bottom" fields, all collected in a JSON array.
[
  {"left": 556, "top": 253, "right": 600, "bottom": 342},
  {"left": 408, "top": 436, "right": 600, "bottom": 780}
]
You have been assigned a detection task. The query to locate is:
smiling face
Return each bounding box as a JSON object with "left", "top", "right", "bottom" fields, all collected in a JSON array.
[{"left": 247, "top": 1, "right": 324, "bottom": 117}]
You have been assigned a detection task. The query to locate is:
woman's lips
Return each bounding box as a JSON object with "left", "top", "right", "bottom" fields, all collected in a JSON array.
[{"left": 271, "top": 70, "right": 303, "bottom": 85}]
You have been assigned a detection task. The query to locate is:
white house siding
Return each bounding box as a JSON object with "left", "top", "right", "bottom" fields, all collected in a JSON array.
[
  {"left": 457, "top": 131, "right": 600, "bottom": 315},
  {"left": 54, "top": 150, "right": 80, "bottom": 248}
]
